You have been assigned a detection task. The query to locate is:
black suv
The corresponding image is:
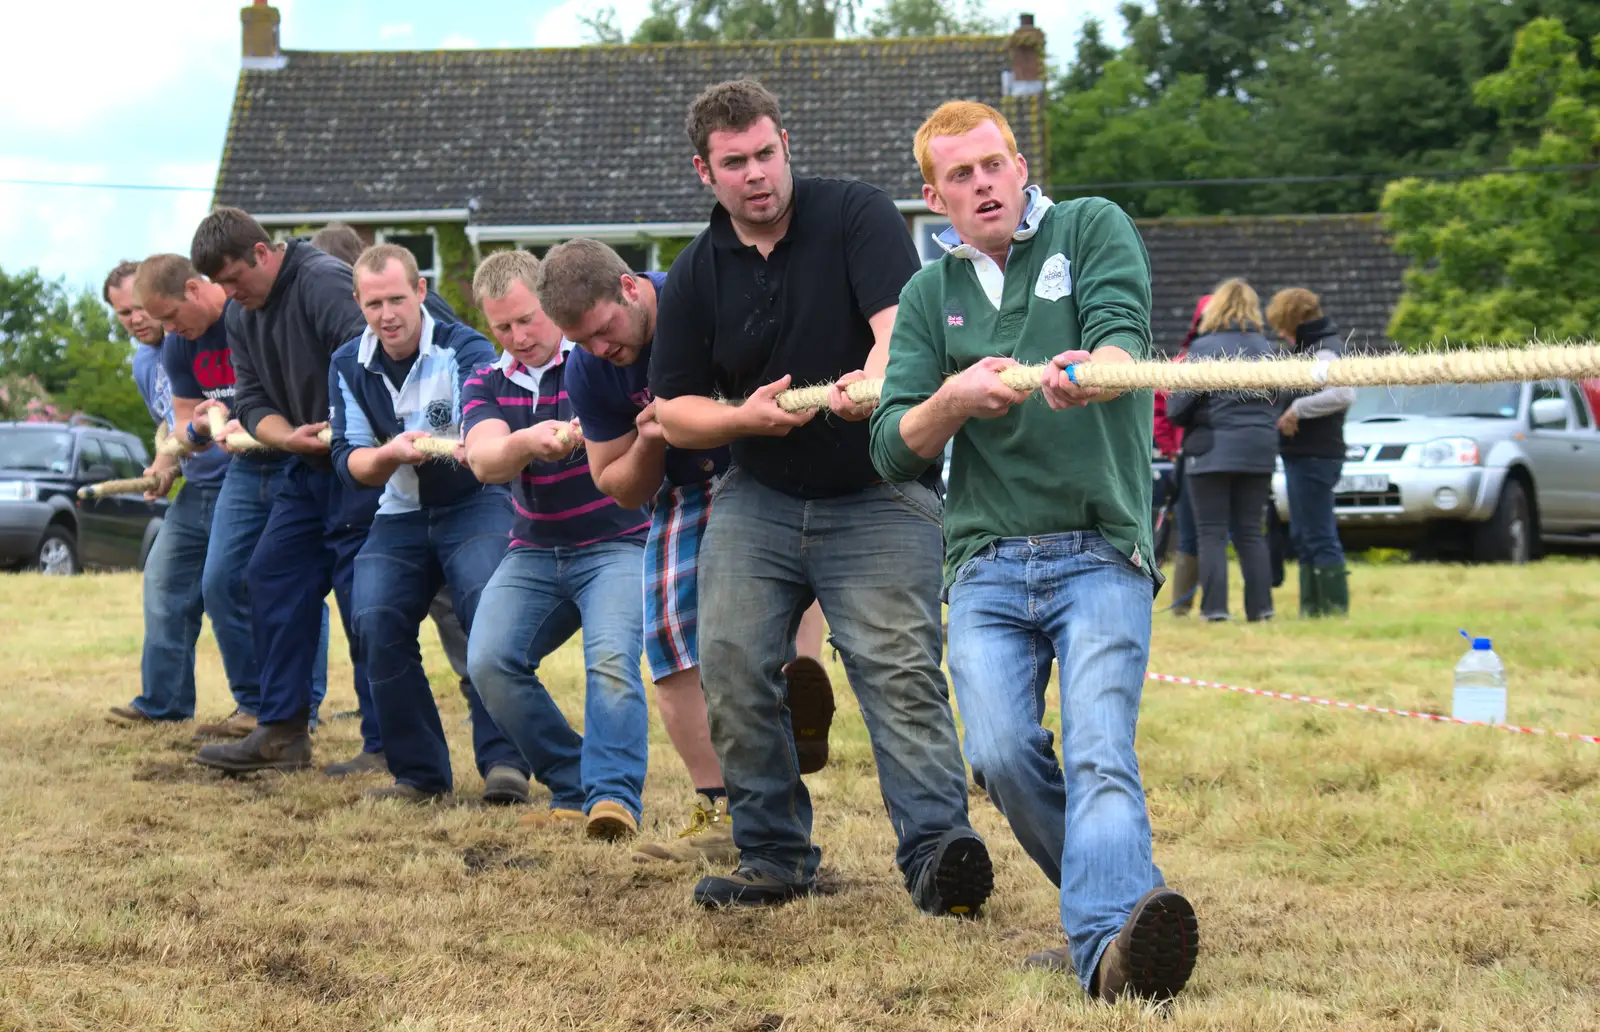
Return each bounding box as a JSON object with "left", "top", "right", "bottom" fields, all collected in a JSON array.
[{"left": 0, "top": 417, "right": 168, "bottom": 575}]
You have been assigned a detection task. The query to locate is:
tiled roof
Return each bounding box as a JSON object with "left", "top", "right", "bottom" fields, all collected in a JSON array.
[
  {"left": 1138, "top": 213, "right": 1409, "bottom": 353},
  {"left": 213, "top": 38, "right": 1046, "bottom": 226}
]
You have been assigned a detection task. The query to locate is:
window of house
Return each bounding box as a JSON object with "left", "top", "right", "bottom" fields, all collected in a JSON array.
[
  {"left": 519, "top": 241, "right": 656, "bottom": 271},
  {"left": 911, "top": 216, "right": 953, "bottom": 265},
  {"left": 377, "top": 229, "right": 440, "bottom": 281}
]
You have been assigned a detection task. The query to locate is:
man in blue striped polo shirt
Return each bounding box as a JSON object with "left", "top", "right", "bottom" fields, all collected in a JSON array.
[
  {"left": 461, "top": 249, "right": 652, "bottom": 843},
  {"left": 328, "top": 243, "right": 527, "bottom": 804}
]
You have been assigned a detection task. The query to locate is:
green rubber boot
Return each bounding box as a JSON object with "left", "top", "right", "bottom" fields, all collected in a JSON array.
[
  {"left": 1314, "top": 565, "right": 1350, "bottom": 617},
  {"left": 1298, "top": 562, "right": 1322, "bottom": 618}
]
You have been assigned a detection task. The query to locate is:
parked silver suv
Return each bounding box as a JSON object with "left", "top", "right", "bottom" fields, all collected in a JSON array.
[{"left": 1272, "top": 379, "right": 1600, "bottom": 562}]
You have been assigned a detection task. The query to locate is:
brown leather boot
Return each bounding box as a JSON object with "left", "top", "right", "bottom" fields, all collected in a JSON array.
[
  {"left": 193, "top": 720, "right": 312, "bottom": 774},
  {"left": 1092, "top": 888, "right": 1199, "bottom": 1003}
]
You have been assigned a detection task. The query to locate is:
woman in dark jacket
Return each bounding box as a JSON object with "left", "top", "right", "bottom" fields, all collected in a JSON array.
[
  {"left": 1267, "top": 288, "right": 1354, "bottom": 617},
  {"left": 1153, "top": 294, "right": 1211, "bottom": 616},
  {"left": 1166, "top": 279, "right": 1280, "bottom": 622}
]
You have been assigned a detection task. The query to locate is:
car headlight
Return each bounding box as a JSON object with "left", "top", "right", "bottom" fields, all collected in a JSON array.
[
  {"left": 0, "top": 480, "right": 40, "bottom": 502},
  {"left": 1419, "top": 437, "right": 1479, "bottom": 467}
]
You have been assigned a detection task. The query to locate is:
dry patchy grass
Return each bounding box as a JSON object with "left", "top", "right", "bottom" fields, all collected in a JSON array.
[{"left": 1, "top": 559, "right": 1598, "bottom": 1031}]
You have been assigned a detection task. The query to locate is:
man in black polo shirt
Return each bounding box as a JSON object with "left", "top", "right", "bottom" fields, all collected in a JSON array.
[{"left": 651, "top": 78, "right": 991, "bottom": 915}]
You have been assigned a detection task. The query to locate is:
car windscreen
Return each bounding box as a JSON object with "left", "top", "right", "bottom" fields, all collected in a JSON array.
[
  {"left": 0, "top": 429, "right": 74, "bottom": 473},
  {"left": 1348, "top": 384, "right": 1520, "bottom": 421}
]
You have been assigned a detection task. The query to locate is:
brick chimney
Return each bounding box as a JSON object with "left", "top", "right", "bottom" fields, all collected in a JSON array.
[
  {"left": 1004, "top": 13, "right": 1045, "bottom": 97},
  {"left": 241, "top": 0, "right": 286, "bottom": 71}
]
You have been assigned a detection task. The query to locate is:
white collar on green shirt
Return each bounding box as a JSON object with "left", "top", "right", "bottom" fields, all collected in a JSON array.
[{"left": 933, "top": 187, "right": 1055, "bottom": 309}]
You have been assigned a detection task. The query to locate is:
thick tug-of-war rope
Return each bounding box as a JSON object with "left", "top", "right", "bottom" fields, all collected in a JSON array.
[{"left": 771, "top": 343, "right": 1600, "bottom": 413}]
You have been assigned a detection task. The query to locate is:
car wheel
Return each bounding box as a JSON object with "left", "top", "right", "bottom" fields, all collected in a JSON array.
[
  {"left": 34, "top": 526, "right": 80, "bottom": 576},
  {"left": 1472, "top": 479, "right": 1535, "bottom": 564}
]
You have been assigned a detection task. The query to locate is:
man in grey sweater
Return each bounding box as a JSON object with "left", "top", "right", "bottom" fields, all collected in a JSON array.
[{"left": 188, "top": 208, "right": 383, "bottom": 774}]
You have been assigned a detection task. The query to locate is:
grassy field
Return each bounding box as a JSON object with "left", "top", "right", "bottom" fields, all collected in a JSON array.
[{"left": 1, "top": 559, "right": 1597, "bottom": 1031}]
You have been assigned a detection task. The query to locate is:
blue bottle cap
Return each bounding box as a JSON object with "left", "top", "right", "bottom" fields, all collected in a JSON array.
[{"left": 1473, "top": 637, "right": 1492, "bottom": 650}]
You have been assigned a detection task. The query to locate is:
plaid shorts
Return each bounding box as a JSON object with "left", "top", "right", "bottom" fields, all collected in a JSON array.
[{"left": 643, "top": 478, "right": 716, "bottom": 681}]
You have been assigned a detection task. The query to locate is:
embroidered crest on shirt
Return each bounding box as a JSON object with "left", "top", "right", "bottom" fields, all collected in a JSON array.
[
  {"left": 424, "top": 399, "right": 453, "bottom": 430},
  {"left": 1035, "top": 253, "right": 1071, "bottom": 302}
]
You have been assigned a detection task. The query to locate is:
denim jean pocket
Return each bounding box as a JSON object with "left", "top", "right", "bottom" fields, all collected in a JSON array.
[
  {"left": 708, "top": 466, "right": 739, "bottom": 505},
  {"left": 1082, "top": 536, "right": 1149, "bottom": 577},
  {"left": 884, "top": 480, "right": 943, "bottom": 527},
  {"left": 953, "top": 549, "right": 992, "bottom": 586}
]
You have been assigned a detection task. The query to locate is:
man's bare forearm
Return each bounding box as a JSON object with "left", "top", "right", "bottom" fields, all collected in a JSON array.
[
  {"left": 656, "top": 396, "right": 750, "bottom": 450},
  {"left": 464, "top": 429, "right": 533, "bottom": 484},
  {"left": 896, "top": 386, "right": 968, "bottom": 460},
  {"left": 251, "top": 413, "right": 296, "bottom": 449},
  {"left": 347, "top": 446, "right": 402, "bottom": 487},
  {"left": 594, "top": 437, "right": 668, "bottom": 510}
]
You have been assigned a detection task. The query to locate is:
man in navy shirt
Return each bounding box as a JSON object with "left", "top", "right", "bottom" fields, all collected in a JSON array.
[
  {"left": 537, "top": 238, "right": 835, "bottom": 867},
  {"left": 104, "top": 258, "right": 232, "bottom": 727},
  {"left": 461, "top": 249, "right": 651, "bottom": 842},
  {"left": 328, "top": 244, "right": 524, "bottom": 804},
  {"left": 127, "top": 253, "right": 334, "bottom": 741}
]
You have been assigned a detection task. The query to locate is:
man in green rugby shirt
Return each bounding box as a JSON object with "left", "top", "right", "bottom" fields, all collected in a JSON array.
[{"left": 868, "top": 100, "right": 1200, "bottom": 1003}]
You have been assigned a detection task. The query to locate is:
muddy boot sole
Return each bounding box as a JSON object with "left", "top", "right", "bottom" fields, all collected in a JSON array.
[
  {"left": 784, "top": 656, "right": 835, "bottom": 775},
  {"left": 1119, "top": 889, "right": 1200, "bottom": 1001}
]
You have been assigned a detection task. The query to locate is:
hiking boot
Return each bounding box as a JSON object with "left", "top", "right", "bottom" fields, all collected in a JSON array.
[
  {"left": 585, "top": 800, "right": 639, "bottom": 842},
  {"left": 322, "top": 750, "right": 388, "bottom": 777},
  {"left": 1091, "top": 888, "right": 1199, "bottom": 1003},
  {"left": 193, "top": 708, "right": 257, "bottom": 741},
  {"left": 519, "top": 807, "right": 585, "bottom": 828},
  {"left": 107, "top": 704, "right": 160, "bottom": 725},
  {"left": 1314, "top": 564, "right": 1350, "bottom": 616},
  {"left": 1022, "top": 946, "right": 1074, "bottom": 973},
  {"left": 1168, "top": 552, "right": 1198, "bottom": 616},
  {"left": 913, "top": 828, "right": 994, "bottom": 918},
  {"left": 784, "top": 656, "right": 835, "bottom": 775},
  {"left": 633, "top": 794, "right": 738, "bottom": 865},
  {"left": 1298, "top": 562, "right": 1322, "bottom": 618},
  {"left": 481, "top": 765, "right": 531, "bottom": 806},
  {"left": 366, "top": 782, "right": 451, "bottom": 804},
  {"left": 693, "top": 866, "right": 813, "bottom": 909},
  {"left": 193, "top": 721, "right": 312, "bottom": 774}
]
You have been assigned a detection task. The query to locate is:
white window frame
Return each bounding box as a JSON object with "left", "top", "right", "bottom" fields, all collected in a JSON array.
[
  {"left": 376, "top": 226, "right": 442, "bottom": 282},
  {"left": 911, "top": 215, "right": 953, "bottom": 266}
]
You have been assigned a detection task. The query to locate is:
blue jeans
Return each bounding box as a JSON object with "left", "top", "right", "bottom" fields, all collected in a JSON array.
[
  {"left": 248, "top": 460, "right": 380, "bottom": 734},
  {"left": 467, "top": 538, "right": 649, "bottom": 817},
  {"left": 947, "top": 531, "right": 1164, "bottom": 992},
  {"left": 698, "top": 469, "right": 974, "bottom": 888},
  {"left": 353, "top": 490, "right": 522, "bottom": 795},
  {"left": 131, "top": 480, "right": 219, "bottom": 720},
  {"left": 1284, "top": 456, "right": 1346, "bottom": 567},
  {"left": 204, "top": 457, "right": 332, "bottom": 725}
]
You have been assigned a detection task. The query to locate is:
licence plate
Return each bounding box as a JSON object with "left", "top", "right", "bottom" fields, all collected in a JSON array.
[{"left": 1336, "top": 474, "right": 1390, "bottom": 494}]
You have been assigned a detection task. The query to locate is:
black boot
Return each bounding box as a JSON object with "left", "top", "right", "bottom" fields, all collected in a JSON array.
[
  {"left": 194, "top": 720, "right": 312, "bottom": 773},
  {"left": 1315, "top": 565, "right": 1349, "bottom": 616},
  {"left": 1298, "top": 562, "right": 1323, "bottom": 618}
]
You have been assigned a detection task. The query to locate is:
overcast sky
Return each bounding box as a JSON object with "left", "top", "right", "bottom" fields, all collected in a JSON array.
[{"left": 0, "top": 0, "right": 1125, "bottom": 296}]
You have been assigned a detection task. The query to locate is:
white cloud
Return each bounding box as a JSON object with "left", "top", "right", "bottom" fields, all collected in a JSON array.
[
  {"left": 533, "top": 0, "right": 655, "bottom": 47},
  {"left": 439, "top": 33, "right": 481, "bottom": 48},
  {"left": 380, "top": 23, "right": 415, "bottom": 40}
]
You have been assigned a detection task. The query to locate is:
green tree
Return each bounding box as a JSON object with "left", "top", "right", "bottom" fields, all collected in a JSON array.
[
  {"left": 863, "top": 0, "right": 1000, "bottom": 37},
  {"left": 1119, "top": 0, "right": 1337, "bottom": 100},
  {"left": 1061, "top": 18, "right": 1118, "bottom": 93},
  {"left": 0, "top": 264, "right": 149, "bottom": 433},
  {"left": 1381, "top": 18, "right": 1599, "bottom": 345},
  {"left": 1048, "top": 56, "right": 1256, "bottom": 216}
]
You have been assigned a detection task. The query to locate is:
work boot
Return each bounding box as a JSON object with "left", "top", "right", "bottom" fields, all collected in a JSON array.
[
  {"left": 193, "top": 708, "right": 257, "bottom": 741},
  {"left": 1021, "top": 946, "right": 1074, "bottom": 973},
  {"left": 633, "top": 794, "right": 738, "bottom": 865},
  {"left": 913, "top": 828, "right": 994, "bottom": 918},
  {"left": 1091, "top": 888, "right": 1200, "bottom": 1004},
  {"left": 366, "top": 782, "right": 451, "bottom": 804},
  {"left": 1298, "top": 562, "right": 1322, "bottom": 618},
  {"left": 693, "top": 866, "right": 814, "bottom": 909},
  {"left": 784, "top": 656, "right": 835, "bottom": 775},
  {"left": 107, "top": 704, "right": 160, "bottom": 726},
  {"left": 481, "top": 765, "right": 531, "bottom": 806},
  {"left": 193, "top": 720, "right": 312, "bottom": 774},
  {"left": 1315, "top": 564, "right": 1350, "bottom": 616},
  {"left": 322, "top": 750, "right": 388, "bottom": 777},
  {"left": 586, "top": 800, "right": 639, "bottom": 842},
  {"left": 1168, "top": 552, "right": 1198, "bottom": 616},
  {"left": 519, "top": 807, "right": 585, "bottom": 828}
]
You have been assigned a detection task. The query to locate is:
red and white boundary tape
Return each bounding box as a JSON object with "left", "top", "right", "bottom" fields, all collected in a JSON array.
[{"left": 1146, "top": 671, "right": 1600, "bottom": 746}]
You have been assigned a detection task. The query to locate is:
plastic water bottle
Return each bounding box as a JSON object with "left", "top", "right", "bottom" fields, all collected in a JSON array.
[{"left": 1452, "top": 630, "right": 1506, "bottom": 725}]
